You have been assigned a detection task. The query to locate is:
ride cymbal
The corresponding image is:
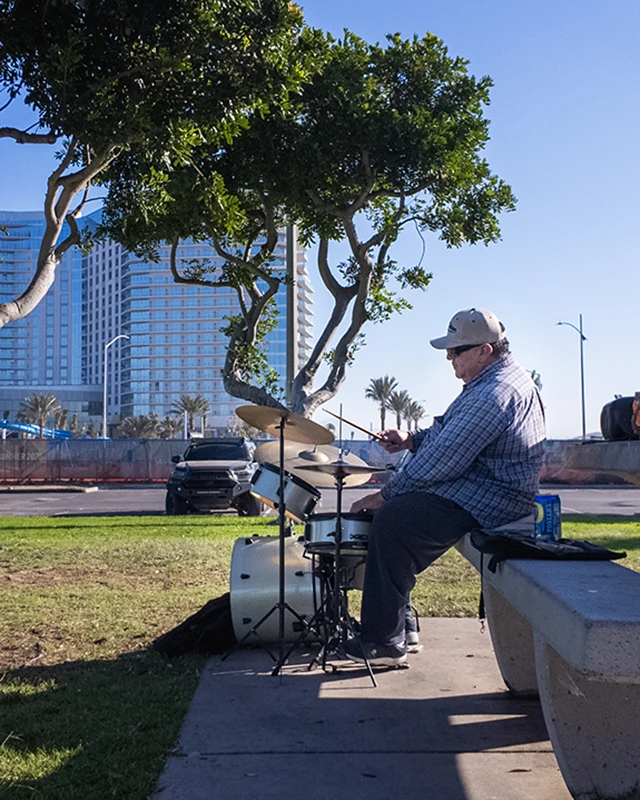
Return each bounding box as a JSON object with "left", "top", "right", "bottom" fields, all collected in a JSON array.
[{"left": 235, "top": 405, "right": 334, "bottom": 445}]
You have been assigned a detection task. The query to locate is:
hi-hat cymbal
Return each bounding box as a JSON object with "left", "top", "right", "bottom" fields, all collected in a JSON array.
[
  {"left": 254, "top": 441, "right": 374, "bottom": 488},
  {"left": 297, "top": 462, "right": 387, "bottom": 477},
  {"left": 236, "top": 405, "right": 334, "bottom": 445}
]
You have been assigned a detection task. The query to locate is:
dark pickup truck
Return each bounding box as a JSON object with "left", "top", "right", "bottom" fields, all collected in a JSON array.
[{"left": 165, "top": 437, "right": 262, "bottom": 516}]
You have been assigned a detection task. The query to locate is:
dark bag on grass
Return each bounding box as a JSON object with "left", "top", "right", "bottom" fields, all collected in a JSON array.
[
  {"left": 152, "top": 592, "right": 237, "bottom": 657},
  {"left": 469, "top": 530, "right": 626, "bottom": 623}
]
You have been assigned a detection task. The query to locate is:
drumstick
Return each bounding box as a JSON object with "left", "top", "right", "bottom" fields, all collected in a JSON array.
[{"left": 324, "top": 409, "right": 384, "bottom": 441}]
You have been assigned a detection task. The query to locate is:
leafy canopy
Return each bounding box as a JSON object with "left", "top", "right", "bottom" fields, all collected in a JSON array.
[
  {"left": 0, "top": 0, "right": 324, "bottom": 330},
  {"left": 95, "top": 29, "right": 516, "bottom": 416},
  {"left": 0, "top": 0, "right": 318, "bottom": 152}
]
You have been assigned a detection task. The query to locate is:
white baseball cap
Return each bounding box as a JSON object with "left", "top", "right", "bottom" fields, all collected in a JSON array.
[{"left": 430, "top": 307, "right": 506, "bottom": 349}]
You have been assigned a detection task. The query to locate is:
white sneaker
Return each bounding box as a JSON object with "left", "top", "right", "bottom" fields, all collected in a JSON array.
[{"left": 405, "top": 628, "right": 422, "bottom": 654}]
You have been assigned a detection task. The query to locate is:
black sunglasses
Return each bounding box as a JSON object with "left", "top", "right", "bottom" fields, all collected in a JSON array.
[{"left": 448, "top": 344, "right": 481, "bottom": 357}]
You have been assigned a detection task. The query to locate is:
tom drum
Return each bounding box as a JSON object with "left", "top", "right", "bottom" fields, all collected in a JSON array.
[
  {"left": 250, "top": 463, "right": 321, "bottom": 524},
  {"left": 304, "top": 512, "right": 372, "bottom": 553}
]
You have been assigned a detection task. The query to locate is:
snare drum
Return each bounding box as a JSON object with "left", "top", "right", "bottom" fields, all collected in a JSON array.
[
  {"left": 304, "top": 512, "right": 372, "bottom": 553},
  {"left": 250, "top": 463, "right": 321, "bottom": 523},
  {"left": 229, "top": 535, "right": 319, "bottom": 643}
]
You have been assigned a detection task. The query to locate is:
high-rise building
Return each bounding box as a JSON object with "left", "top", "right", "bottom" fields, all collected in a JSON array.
[
  {"left": 0, "top": 209, "right": 313, "bottom": 435},
  {"left": 0, "top": 210, "right": 102, "bottom": 427}
]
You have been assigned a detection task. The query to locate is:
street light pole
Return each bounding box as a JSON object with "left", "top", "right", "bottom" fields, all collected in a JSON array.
[
  {"left": 103, "top": 334, "right": 130, "bottom": 439},
  {"left": 557, "top": 315, "right": 587, "bottom": 441}
]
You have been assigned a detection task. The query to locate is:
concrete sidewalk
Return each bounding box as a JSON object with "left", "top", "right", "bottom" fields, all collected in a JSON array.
[{"left": 152, "top": 619, "right": 571, "bottom": 800}]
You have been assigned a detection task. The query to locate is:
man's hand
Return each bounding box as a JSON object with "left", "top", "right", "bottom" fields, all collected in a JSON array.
[
  {"left": 378, "top": 429, "right": 412, "bottom": 453},
  {"left": 350, "top": 490, "right": 385, "bottom": 514}
]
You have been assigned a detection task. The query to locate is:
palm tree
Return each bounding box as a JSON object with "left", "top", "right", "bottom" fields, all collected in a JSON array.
[
  {"left": 387, "top": 389, "right": 411, "bottom": 429},
  {"left": 406, "top": 400, "right": 427, "bottom": 431},
  {"left": 529, "top": 370, "right": 543, "bottom": 391},
  {"left": 17, "top": 392, "right": 61, "bottom": 438},
  {"left": 364, "top": 376, "right": 398, "bottom": 431},
  {"left": 402, "top": 400, "right": 414, "bottom": 431},
  {"left": 158, "top": 415, "right": 184, "bottom": 439},
  {"left": 170, "top": 394, "right": 210, "bottom": 433},
  {"left": 118, "top": 414, "right": 159, "bottom": 439},
  {"left": 54, "top": 407, "right": 69, "bottom": 431}
]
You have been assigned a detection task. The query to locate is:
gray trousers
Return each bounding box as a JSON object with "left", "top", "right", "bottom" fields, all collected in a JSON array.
[{"left": 360, "top": 492, "right": 479, "bottom": 646}]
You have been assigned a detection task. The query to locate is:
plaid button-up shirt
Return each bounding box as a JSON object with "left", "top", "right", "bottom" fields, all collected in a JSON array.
[{"left": 381, "top": 353, "right": 546, "bottom": 528}]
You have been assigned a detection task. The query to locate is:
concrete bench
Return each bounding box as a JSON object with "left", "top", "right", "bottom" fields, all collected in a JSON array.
[{"left": 456, "top": 533, "right": 640, "bottom": 800}]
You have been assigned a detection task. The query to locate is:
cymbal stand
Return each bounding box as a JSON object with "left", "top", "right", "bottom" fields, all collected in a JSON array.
[{"left": 222, "top": 415, "right": 313, "bottom": 675}]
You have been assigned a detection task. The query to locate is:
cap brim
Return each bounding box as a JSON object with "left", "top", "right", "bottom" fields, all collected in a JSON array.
[{"left": 430, "top": 334, "right": 459, "bottom": 349}]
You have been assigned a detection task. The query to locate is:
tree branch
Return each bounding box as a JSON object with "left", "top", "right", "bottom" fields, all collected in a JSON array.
[
  {"left": 343, "top": 149, "right": 375, "bottom": 216},
  {"left": 370, "top": 180, "right": 433, "bottom": 201},
  {"left": 300, "top": 282, "right": 370, "bottom": 416},
  {"left": 221, "top": 272, "right": 284, "bottom": 407},
  {"left": 168, "top": 236, "right": 237, "bottom": 290},
  {"left": 317, "top": 237, "right": 343, "bottom": 298},
  {"left": 293, "top": 215, "right": 377, "bottom": 415},
  {"left": 208, "top": 233, "right": 279, "bottom": 287},
  {"left": 290, "top": 237, "right": 361, "bottom": 413},
  {"left": 0, "top": 127, "right": 57, "bottom": 144}
]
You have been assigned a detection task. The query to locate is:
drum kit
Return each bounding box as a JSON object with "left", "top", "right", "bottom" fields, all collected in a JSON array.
[{"left": 224, "top": 404, "right": 385, "bottom": 681}]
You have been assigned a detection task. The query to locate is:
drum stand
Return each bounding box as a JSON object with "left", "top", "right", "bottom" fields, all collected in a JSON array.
[
  {"left": 282, "top": 465, "right": 377, "bottom": 686},
  {"left": 222, "top": 416, "right": 319, "bottom": 675},
  {"left": 320, "top": 469, "right": 377, "bottom": 685}
]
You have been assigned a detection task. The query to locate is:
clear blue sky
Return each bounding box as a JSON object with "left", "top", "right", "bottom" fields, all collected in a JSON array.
[{"left": 1, "top": 0, "right": 639, "bottom": 439}]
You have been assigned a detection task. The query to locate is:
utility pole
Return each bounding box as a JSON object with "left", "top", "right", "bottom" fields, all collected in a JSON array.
[
  {"left": 102, "top": 334, "right": 129, "bottom": 438},
  {"left": 557, "top": 315, "right": 587, "bottom": 441}
]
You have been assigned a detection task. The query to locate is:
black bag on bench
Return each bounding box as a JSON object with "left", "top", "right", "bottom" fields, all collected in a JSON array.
[
  {"left": 469, "top": 530, "right": 626, "bottom": 623},
  {"left": 470, "top": 530, "right": 626, "bottom": 574}
]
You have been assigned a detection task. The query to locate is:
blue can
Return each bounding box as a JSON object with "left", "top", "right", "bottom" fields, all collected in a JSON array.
[{"left": 535, "top": 494, "right": 562, "bottom": 540}]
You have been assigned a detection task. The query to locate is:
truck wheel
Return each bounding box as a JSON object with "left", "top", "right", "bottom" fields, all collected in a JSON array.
[
  {"left": 237, "top": 492, "right": 263, "bottom": 517},
  {"left": 166, "top": 492, "right": 189, "bottom": 515}
]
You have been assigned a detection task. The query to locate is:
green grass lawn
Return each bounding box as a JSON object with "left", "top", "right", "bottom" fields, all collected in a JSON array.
[{"left": 1, "top": 514, "right": 638, "bottom": 799}]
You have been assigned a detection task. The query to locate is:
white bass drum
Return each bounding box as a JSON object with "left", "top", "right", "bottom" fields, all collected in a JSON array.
[{"left": 230, "top": 535, "right": 319, "bottom": 644}]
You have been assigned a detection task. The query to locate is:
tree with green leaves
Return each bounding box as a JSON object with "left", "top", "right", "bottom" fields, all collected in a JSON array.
[
  {"left": 170, "top": 394, "right": 210, "bottom": 434},
  {"left": 365, "top": 376, "right": 398, "bottom": 431},
  {"left": 17, "top": 392, "right": 61, "bottom": 438},
  {"left": 0, "top": 0, "right": 322, "bottom": 329},
  {"left": 101, "top": 30, "right": 515, "bottom": 417}
]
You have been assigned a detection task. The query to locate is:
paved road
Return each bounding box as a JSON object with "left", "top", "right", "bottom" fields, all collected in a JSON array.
[{"left": 1, "top": 484, "right": 640, "bottom": 517}]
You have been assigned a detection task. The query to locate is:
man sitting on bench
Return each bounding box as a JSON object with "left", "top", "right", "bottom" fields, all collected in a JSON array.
[{"left": 346, "top": 307, "right": 546, "bottom": 667}]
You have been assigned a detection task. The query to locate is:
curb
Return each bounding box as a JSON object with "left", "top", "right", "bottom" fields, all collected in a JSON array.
[{"left": 0, "top": 485, "right": 100, "bottom": 493}]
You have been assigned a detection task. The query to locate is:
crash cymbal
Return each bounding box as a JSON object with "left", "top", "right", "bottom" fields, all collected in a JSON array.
[
  {"left": 254, "top": 441, "right": 373, "bottom": 488},
  {"left": 236, "top": 405, "right": 334, "bottom": 445}
]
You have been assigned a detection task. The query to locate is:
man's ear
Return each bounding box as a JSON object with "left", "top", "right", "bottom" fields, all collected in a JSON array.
[{"left": 480, "top": 343, "right": 494, "bottom": 361}]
